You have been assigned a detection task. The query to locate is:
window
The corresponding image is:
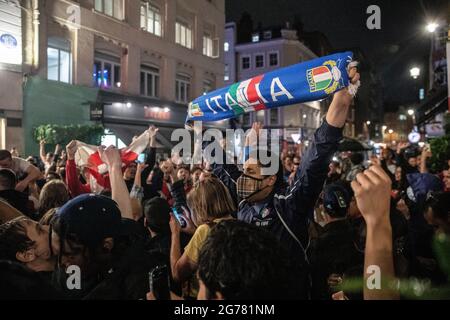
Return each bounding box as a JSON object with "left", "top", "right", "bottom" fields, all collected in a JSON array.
[
  {"left": 176, "top": 20, "right": 192, "bottom": 49},
  {"left": 140, "top": 2, "right": 161, "bottom": 36},
  {"left": 203, "top": 33, "right": 213, "bottom": 57},
  {"left": 47, "top": 38, "right": 72, "bottom": 84},
  {"left": 140, "top": 65, "right": 159, "bottom": 97},
  {"left": 242, "top": 56, "right": 250, "bottom": 70},
  {"left": 93, "top": 53, "right": 121, "bottom": 89},
  {"left": 203, "top": 80, "right": 213, "bottom": 94},
  {"left": 269, "top": 108, "right": 280, "bottom": 125},
  {"left": 263, "top": 31, "right": 272, "bottom": 40},
  {"left": 176, "top": 74, "right": 191, "bottom": 103},
  {"left": 256, "top": 110, "right": 265, "bottom": 123},
  {"left": 252, "top": 33, "right": 259, "bottom": 42},
  {"left": 224, "top": 64, "right": 230, "bottom": 81},
  {"left": 269, "top": 52, "right": 279, "bottom": 66},
  {"left": 224, "top": 42, "right": 229, "bottom": 52},
  {"left": 255, "top": 54, "right": 264, "bottom": 68},
  {"left": 95, "top": 0, "right": 124, "bottom": 20}
]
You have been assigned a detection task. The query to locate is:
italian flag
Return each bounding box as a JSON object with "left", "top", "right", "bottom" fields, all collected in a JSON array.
[
  {"left": 227, "top": 75, "right": 267, "bottom": 115},
  {"left": 310, "top": 66, "right": 332, "bottom": 91}
]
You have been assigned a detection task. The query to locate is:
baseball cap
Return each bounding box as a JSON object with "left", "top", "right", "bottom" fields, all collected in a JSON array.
[
  {"left": 54, "top": 194, "right": 128, "bottom": 246},
  {"left": 323, "top": 183, "right": 351, "bottom": 217}
]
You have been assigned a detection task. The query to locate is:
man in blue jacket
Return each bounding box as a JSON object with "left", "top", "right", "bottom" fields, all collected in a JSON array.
[{"left": 209, "top": 68, "right": 360, "bottom": 298}]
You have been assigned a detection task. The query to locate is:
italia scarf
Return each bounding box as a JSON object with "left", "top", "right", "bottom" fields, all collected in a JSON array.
[{"left": 186, "top": 51, "right": 354, "bottom": 123}]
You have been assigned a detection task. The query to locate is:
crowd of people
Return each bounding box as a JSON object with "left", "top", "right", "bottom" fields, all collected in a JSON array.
[{"left": 0, "top": 67, "right": 449, "bottom": 300}]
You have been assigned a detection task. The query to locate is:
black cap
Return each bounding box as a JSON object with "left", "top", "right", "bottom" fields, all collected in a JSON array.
[
  {"left": 323, "top": 183, "right": 351, "bottom": 217},
  {"left": 55, "top": 194, "right": 125, "bottom": 246}
]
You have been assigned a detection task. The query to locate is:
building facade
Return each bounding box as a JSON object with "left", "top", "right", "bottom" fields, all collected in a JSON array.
[
  {"left": 3, "top": 0, "right": 225, "bottom": 155},
  {"left": 224, "top": 22, "right": 323, "bottom": 144}
]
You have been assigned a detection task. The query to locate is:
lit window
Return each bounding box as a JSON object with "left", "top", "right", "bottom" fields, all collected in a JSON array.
[
  {"left": 176, "top": 20, "right": 193, "bottom": 49},
  {"left": 140, "top": 2, "right": 161, "bottom": 36},
  {"left": 224, "top": 42, "right": 229, "bottom": 52},
  {"left": 93, "top": 53, "right": 121, "bottom": 89},
  {"left": 252, "top": 33, "right": 259, "bottom": 42},
  {"left": 203, "top": 33, "right": 213, "bottom": 57},
  {"left": 224, "top": 64, "right": 230, "bottom": 81},
  {"left": 203, "top": 80, "right": 213, "bottom": 94},
  {"left": 47, "top": 38, "right": 72, "bottom": 84},
  {"left": 95, "top": 0, "right": 124, "bottom": 20}
]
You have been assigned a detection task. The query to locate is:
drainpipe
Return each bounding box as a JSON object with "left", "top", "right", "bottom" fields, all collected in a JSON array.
[{"left": 31, "top": 0, "right": 39, "bottom": 69}]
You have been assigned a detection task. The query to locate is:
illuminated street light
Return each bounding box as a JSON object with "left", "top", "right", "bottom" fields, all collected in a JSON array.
[
  {"left": 408, "top": 109, "right": 414, "bottom": 116},
  {"left": 382, "top": 125, "right": 387, "bottom": 131},
  {"left": 426, "top": 22, "right": 439, "bottom": 33},
  {"left": 366, "top": 121, "right": 371, "bottom": 125},
  {"left": 410, "top": 67, "right": 420, "bottom": 79},
  {"left": 388, "top": 129, "right": 394, "bottom": 134}
]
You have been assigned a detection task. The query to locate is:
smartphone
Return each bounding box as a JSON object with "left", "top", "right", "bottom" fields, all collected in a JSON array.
[
  {"left": 172, "top": 207, "right": 187, "bottom": 228},
  {"left": 149, "top": 265, "right": 171, "bottom": 300},
  {"left": 137, "top": 153, "right": 147, "bottom": 164}
]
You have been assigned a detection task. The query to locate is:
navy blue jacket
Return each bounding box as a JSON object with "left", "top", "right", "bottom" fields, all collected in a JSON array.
[{"left": 211, "top": 120, "right": 343, "bottom": 264}]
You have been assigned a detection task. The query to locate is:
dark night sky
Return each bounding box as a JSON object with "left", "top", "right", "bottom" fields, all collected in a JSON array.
[{"left": 226, "top": 0, "right": 448, "bottom": 111}]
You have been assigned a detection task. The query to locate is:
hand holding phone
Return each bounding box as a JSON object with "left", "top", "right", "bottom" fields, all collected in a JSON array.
[
  {"left": 137, "top": 153, "right": 147, "bottom": 164},
  {"left": 172, "top": 207, "right": 187, "bottom": 228}
]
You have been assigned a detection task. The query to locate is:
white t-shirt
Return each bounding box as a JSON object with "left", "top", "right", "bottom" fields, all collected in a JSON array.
[{"left": 10, "top": 157, "right": 31, "bottom": 177}]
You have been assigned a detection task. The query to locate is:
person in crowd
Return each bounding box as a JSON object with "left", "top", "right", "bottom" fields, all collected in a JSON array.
[
  {"left": 351, "top": 165, "right": 399, "bottom": 300},
  {"left": 207, "top": 67, "right": 360, "bottom": 298},
  {"left": 396, "top": 142, "right": 420, "bottom": 176},
  {"left": 190, "top": 166, "right": 203, "bottom": 186},
  {"left": 0, "top": 260, "right": 60, "bottom": 299},
  {"left": 10, "top": 147, "right": 20, "bottom": 158},
  {"left": 37, "top": 180, "right": 69, "bottom": 218},
  {"left": 309, "top": 182, "right": 363, "bottom": 300},
  {"left": 0, "top": 216, "right": 54, "bottom": 273},
  {"left": 39, "top": 140, "right": 61, "bottom": 173},
  {"left": 283, "top": 156, "right": 293, "bottom": 183},
  {"left": 50, "top": 146, "right": 165, "bottom": 299},
  {"left": 169, "top": 175, "right": 234, "bottom": 299},
  {"left": 0, "top": 168, "right": 36, "bottom": 218},
  {"left": 345, "top": 152, "right": 365, "bottom": 182},
  {"left": 196, "top": 220, "right": 304, "bottom": 300},
  {"left": 0, "top": 150, "right": 43, "bottom": 192},
  {"left": 326, "top": 160, "right": 341, "bottom": 185}
]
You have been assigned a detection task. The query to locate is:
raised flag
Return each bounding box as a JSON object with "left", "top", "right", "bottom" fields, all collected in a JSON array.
[
  {"left": 73, "top": 130, "right": 150, "bottom": 193},
  {"left": 186, "top": 51, "right": 353, "bottom": 123}
]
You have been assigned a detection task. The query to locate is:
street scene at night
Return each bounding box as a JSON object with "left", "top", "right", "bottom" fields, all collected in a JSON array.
[{"left": 0, "top": 0, "right": 449, "bottom": 307}]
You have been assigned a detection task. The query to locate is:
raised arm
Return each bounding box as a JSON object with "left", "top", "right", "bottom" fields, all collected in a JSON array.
[
  {"left": 15, "top": 163, "right": 43, "bottom": 192},
  {"left": 39, "top": 140, "right": 47, "bottom": 164},
  {"left": 99, "top": 146, "right": 133, "bottom": 220},
  {"left": 351, "top": 165, "right": 399, "bottom": 300},
  {"left": 289, "top": 67, "right": 360, "bottom": 211}
]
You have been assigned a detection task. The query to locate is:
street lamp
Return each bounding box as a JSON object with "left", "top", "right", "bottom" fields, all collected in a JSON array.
[
  {"left": 407, "top": 109, "right": 414, "bottom": 116},
  {"left": 410, "top": 67, "right": 420, "bottom": 79},
  {"left": 366, "top": 121, "right": 371, "bottom": 125},
  {"left": 388, "top": 129, "right": 394, "bottom": 134},
  {"left": 426, "top": 22, "right": 439, "bottom": 33}
]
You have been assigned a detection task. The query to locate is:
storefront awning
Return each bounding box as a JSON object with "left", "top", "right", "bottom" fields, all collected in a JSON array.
[{"left": 416, "top": 86, "right": 448, "bottom": 125}]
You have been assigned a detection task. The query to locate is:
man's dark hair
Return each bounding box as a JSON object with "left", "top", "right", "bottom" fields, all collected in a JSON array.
[
  {"left": 0, "top": 169, "right": 17, "bottom": 190},
  {"left": 0, "top": 217, "right": 34, "bottom": 262},
  {"left": 425, "top": 192, "right": 450, "bottom": 221},
  {"left": 350, "top": 152, "right": 364, "bottom": 165},
  {"left": 0, "top": 150, "right": 12, "bottom": 161},
  {"left": 198, "top": 220, "right": 302, "bottom": 300}
]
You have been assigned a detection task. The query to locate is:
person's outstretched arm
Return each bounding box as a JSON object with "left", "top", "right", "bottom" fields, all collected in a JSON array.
[
  {"left": 351, "top": 165, "right": 399, "bottom": 300},
  {"left": 99, "top": 146, "right": 133, "bottom": 220}
]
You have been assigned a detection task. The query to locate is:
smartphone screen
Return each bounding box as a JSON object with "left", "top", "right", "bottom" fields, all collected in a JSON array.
[
  {"left": 172, "top": 207, "right": 187, "bottom": 228},
  {"left": 149, "top": 265, "right": 170, "bottom": 300},
  {"left": 137, "top": 153, "right": 147, "bottom": 164}
]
